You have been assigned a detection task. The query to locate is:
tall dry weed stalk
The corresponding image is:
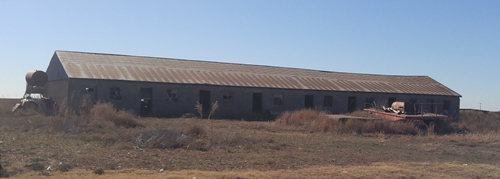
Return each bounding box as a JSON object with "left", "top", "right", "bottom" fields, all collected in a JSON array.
[
  {"left": 208, "top": 101, "right": 218, "bottom": 120},
  {"left": 195, "top": 101, "right": 203, "bottom": 119},
  {"left": 207, "top": 101, "right": 219, "bottom": 144}
]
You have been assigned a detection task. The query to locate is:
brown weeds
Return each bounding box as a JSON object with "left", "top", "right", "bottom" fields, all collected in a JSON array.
[
  {"left": 89, "top": 103, "right": 143, "bottom": 128},
  {"left": 457, "top": 110, "right": 500, "bottom": 133},
  {"left": 274, "top": 109, "right": 419, "bottom": 135}
]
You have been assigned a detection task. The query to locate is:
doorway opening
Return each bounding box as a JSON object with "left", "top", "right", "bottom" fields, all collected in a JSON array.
[
  {"left": 348, "top": 96, "right": 356, "bottom": 112},
  {"left": 387, "top": 97, "right": 396, "bottom": 107},
  {"left": 252, "top": 93, "right": 263, "bottom": 113},
  {"left": 199, "top": 90, "right": 211, "bottom": 118},
  {"left": 140, "top": 88, "right": 153, "bottom": 116},
  {"left": 305, "top": 95, "right": 314, "bottom": 109}
]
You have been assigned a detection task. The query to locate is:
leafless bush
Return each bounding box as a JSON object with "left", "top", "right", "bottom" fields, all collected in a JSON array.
[
  {"left": 0, "top": 163, "right": 9, "bottom": 178},
  {"left": 275, "top": 109, "right": 330, "bottom": 127},
  {"left": 456, "top": 110, "right": 500, "bottom": 133},
  {"left": 57, "top": 163, "right": 73, "bottom": 172},
  {"left": 89, "top": 103, "right": 143, "bottom": 128},
  {"left": 183, "top": 124, "right": 207, "bottom": 137},
  {"left": 136, "top": 129, "right": 184, "bottom": 149}
]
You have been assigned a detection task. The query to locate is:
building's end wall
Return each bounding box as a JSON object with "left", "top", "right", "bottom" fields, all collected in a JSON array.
[{"left": 46, "top": 80, "right": 69, "bottom": 106}]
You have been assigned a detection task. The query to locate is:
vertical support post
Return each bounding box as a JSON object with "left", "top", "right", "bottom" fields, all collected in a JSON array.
[
  {"left": 420, "top": 103, "right": 423, "bottom": 116},
  {"left": 435, "top": 103, "right": 438, "bottom": 116}
]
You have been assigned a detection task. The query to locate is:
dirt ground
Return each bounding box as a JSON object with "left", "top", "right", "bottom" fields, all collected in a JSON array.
[
  {"left": 1, "top": 117, "right": 500, "bottom": 178},
  {"left": 0, "top": 100, "right": 499, "bottom": 178}
]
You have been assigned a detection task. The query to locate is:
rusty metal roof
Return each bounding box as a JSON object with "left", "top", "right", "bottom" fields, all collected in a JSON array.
[{"left": 53, "top": 51, "right": 461, "bottom": 97}]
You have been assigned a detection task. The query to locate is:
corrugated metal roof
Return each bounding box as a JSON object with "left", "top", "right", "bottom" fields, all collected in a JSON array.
[{"left": 53, "top": 51, "right": 461, "bottom": 97}]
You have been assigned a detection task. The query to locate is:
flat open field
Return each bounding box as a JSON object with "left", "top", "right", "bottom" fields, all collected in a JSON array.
[{"left": 0, "top": 101, "right": 499, "bottom": 178}]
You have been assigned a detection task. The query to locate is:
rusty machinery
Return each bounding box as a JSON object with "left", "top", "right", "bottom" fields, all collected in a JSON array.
[{"left": 12, "top": 71, "right": 55, "bottom": 114}]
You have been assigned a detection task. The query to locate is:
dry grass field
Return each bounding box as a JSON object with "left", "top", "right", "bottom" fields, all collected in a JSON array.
[{"left": 1, "top": 100, "right": 499, "bottom": 178}]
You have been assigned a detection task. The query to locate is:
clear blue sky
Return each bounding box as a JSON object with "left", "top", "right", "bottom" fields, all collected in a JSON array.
[{"left": 0, "top": 0, "right": 499, "bottom": 111}]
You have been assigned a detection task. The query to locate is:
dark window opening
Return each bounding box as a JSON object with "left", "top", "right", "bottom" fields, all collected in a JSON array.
[
  {"left": 305, "top": 95, "right": 314, "bottom": 108},
  {"left": 252, "top": 93, "right": 263, "bottom": 113},
  {"left": 223, "top": 94, "right": 232, "bottom": 101},
  {"left": 323, "top": 96, "right": 333, "bottom": 107},
  {"left": 222, "top": 91, "right": 232, "bottom": 103},
  {"left": 365, "top": 97, "right": 375, "bottom": 108},
  {"left": 110, "top": 87, "right": 121, "bottom": 100},
  {"left": 348, "top": 96, "right": 357, "bottom": 112},
  {"left": 387, "top": 97, "right": 396, "bottom": 107},
  {"left": 273, "top": 95, "right": 283, "bottom": 105},
  {"left": 166, "top": 89, "right": 178, "bottom": 102}
]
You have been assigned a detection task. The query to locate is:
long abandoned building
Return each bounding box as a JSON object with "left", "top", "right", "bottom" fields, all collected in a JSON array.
[{"left": 45, "top": 50, "right": 461, "bottom": 118}]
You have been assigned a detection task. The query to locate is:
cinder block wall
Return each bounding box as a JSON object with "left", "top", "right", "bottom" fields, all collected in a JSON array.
[{"left": 62, "top": 79, "right": 460, "bottom": 118}]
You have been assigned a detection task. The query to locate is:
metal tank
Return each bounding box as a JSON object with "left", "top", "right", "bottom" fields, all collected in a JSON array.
[{"left": 25, "top": 70, "right": 48, "bottom": 86}]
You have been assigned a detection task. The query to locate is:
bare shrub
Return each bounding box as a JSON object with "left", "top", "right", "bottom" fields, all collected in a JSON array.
[
  {"left": 456, "top": 121, "right": 468, "bottom": 132},
  {"left": 0, "top": 164, "right": 8, "bottom": 178},
  {"left": 181, "top": 125, "right": 210, "bottom": 151},
  {"left": 457, "top": 110, "right": 500, "bottom": 133},
  {"left": 136, "top": 129, "right": 184, "bottom": 149},
  {"left": 93, "top": 168, "right": 104, "bottom": 175},
  {"left": 310, "top": 116, "right": 341, "bottom": 132},
  {"left": 184, "top": 125, "right": 207, "bottom": 137},
  {"left": 24, "top": 162, "right": 45, "bottom": 171},
  {"left": 391, "top": 121, "right": 419, "bottom": 135},
  {"left": 89, "top": 103, "right": 143, "bottom": 128},
  {"left": 57, "top": 163, "right": 73, "bottom": 172},
  {"left": 275, "top": 109, "right": 329, "bottom": 128},
  {"left": 341, "top": 119, "right": 364, "bottom": 134}
]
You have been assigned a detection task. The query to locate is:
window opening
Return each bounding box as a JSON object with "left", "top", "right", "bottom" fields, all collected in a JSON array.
[
  {"left": 110, "top": 87, "right": 121, "bottom": 100},
  {"left": 273, "top": 95, "right": 283, "bottom": 105}
]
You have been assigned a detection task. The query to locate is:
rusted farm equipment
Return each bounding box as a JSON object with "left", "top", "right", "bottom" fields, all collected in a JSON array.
[
  {"left": 12, "top": 70, "right": 55, "bottom": 115},
  {"left": 365, "top": 101, "right": 451, "bottom": 133}
]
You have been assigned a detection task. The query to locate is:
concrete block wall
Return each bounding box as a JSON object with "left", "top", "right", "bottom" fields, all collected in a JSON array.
[{"left": 60, "top": 79, "right": 460, "bottom": 118}]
